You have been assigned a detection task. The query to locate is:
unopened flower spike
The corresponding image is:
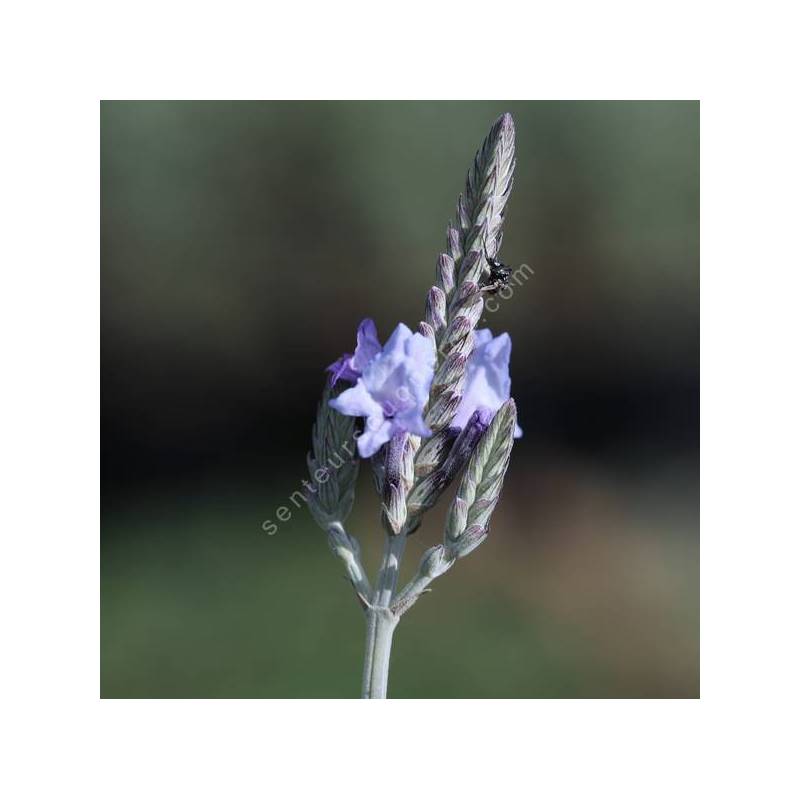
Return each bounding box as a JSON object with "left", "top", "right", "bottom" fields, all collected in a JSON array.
[{"left": 306, "top": 114, "right": 522, "bottom": 698}]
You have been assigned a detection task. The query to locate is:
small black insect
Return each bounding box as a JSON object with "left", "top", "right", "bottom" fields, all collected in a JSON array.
[{"left": 480, "top": 247, "right": 514, "bottom": 294}]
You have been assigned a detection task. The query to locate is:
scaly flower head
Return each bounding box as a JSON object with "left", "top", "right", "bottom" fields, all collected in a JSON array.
[
  {"left": 451, "top": 328, "right": 522, "bottom": 437},
  {"left": 329, "top": 321, "right": 436, "bottom": 458}
]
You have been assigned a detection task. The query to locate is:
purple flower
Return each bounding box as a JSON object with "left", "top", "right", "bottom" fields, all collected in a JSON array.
[
  {"left": 329, "top": 322, "right": 436, "bottom": 457},
  {"left": 327, "top": 318, "right": 382, "bottom": 385},
  {"left": 452, "top": 328, "right": 523, "bottom": 438}
]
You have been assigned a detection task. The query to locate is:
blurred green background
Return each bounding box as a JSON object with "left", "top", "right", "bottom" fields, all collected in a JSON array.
[{"left": 101, "top": 101, "right": 699, "bottom": 698}]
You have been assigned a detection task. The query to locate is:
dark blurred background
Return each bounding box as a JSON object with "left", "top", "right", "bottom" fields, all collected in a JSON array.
[{"left": 101, "top": 101, "right": 699, "bottom": 698}]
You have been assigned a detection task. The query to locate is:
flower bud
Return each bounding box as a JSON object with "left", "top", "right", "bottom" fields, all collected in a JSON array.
[
  {"left": 445, "top": 496, "right": 469, "bottom": 542},
  {"left": 381, "top": 482, "right": 407, "bottom": 536},
  {"left": 458, "top": 249, "right": 483, "bottom": 286},
  {"left": 446, "top": 225, "right": 462, "bottom": 262},
  {"left": 414, "top": 428, "right": 456, "bottom": 478},
  {"left": 381, "top": 433, "right": 409, "bottom": 535},
  {"left": 406, "top": 470, "right": 447, "bottom": 518},
  {"left": 461, "top": 294, "right": 485, "bottom": 328},
  {"left": 425, "top": 390, "right": 461, "bottom": 432},
  {"left": 436, "top": 253, "right": 455, "bottom": 296},
  {"left": 418, "top": 320, "right": 436, "bottom": 346},
  {"left": 465, "top": 496, "right": 499, "bottom": 530},
  {"left": 448, "top": 523, "right": 488, "bottom": 559},
  {"left": 456, "top": 193, "right": 470, "bottom": 232},
  {"left": 454, "top": 278, "right": 480, "bottom": 306},
  {"left": 419, "top": 544, "right": 453, "bottom": 579},
  {"left": 425, "top": 286, "right": 447, "bottom": 336},
  {"left": 441, "top": 409, "right": 491, "bottom": 480},
  {"left": 442, "top": 315, "right": 472, "bottom": 353},
  {"left": 400, "top": 435, "right": 416, "bottom": 494},
  {"left": 327, "top": 523, "right": 367, "bottom": 585},
  {"left": 433, "top": 352, "right": 468, "bottom": 391},
  {"left": 442, "top": 323, "right": 474, "bottom": 360}
]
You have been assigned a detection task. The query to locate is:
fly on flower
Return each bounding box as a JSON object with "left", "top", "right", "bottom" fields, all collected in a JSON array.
[{"left": 480, "top": 245, "right": 515, "bottom": 295}]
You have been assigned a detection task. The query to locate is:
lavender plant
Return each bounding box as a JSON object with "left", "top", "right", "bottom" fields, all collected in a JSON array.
[{"left": 306, "top": 113, "right": 520, "bottom": 698}]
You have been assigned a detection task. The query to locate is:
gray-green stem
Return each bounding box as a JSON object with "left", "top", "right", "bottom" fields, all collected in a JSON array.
[
  {"left": 391, "top": 571, "right": 436, "bottom": 615},
  {"left": 360, "top": 606, "right": 399, "bottom": 698},
  {"left": 361, "top": 533, "right": 406, "bottom": 698}
]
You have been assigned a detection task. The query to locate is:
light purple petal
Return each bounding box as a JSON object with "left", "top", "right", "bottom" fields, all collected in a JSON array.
[
  {"left": 356, "top": 418, "right": 394, "bottom": 458},
  {"left": 395, "top": 408, "right": 432, "bottom": 438},
  {"left": 351, "top": 318, "right": 382, "bottom": 373},
  {"left": 473, "top": 328, "right": 494, "bottom": 348},
  {"left": 381, "top": 323, "right": 413, "bottom": 358},
  {"left": 329, "top": 380, "right": 383, "bottom": 419},
  {"left": 361, "top": 326, "right": 435, "bottom": 413},
  {"left": 368, "top": 361, "right": 411, "bottom": 411},
  {"left": 453, "top": 328, "right": 520, "bottom": 436},
  {"left": 326, "top": 318, "right": 382, "bottom": 386},
  {"left": 328, "top": 321, "right": 437, "bottom": 458},
  {"left": 403, "top": 334, "right": 436, "bottom": 405},
  {"left": 326, "top": 353, "right": 360, "bottom": 385}
]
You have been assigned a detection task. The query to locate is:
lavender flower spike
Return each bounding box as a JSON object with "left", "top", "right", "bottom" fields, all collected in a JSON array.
[
  {"left": 451, "top": 328, "right": 523, "bottom": 438},
  {"left": 330, "top": 323, "right": 436, "bottom": 458},
  {"left": 306, "top": 115, "right": 522, "bottom": 699}
]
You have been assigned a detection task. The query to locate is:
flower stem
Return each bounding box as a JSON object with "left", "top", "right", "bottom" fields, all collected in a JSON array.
[
  {"left": 361, "top": 533, "right": 405, "bottom": 698},
  {"left": 375, "top": 533, "right": 406, "bottom": 606},
  {"left": 360, "top": 607, "right": 399, "bottom": 698}
]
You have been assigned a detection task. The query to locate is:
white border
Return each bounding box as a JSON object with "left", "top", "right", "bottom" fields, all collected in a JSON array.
[{"left": 3, "top": 1, "right": 800, "bottom": 797}]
